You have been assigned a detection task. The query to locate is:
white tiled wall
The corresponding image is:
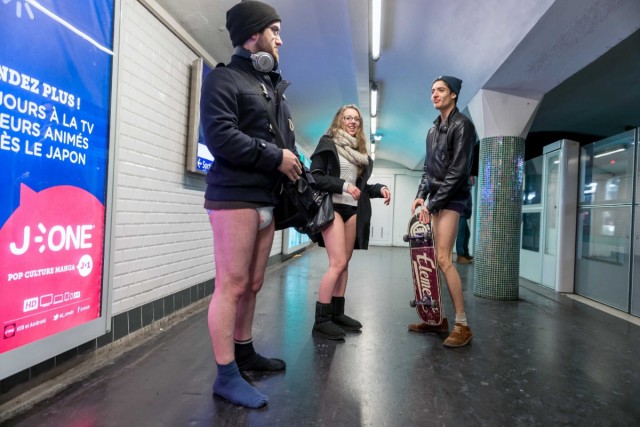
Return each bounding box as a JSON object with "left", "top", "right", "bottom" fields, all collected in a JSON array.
[{"left": 111, "top": 0, "right": 284, "bottom": 314}]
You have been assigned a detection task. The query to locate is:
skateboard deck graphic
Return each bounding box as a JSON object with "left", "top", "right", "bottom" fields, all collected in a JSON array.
[{"left": 403, "top": 212, "right": 443, "bottom": 325}]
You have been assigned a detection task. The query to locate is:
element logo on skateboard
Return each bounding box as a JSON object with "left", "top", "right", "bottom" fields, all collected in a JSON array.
[
  {"left": 409, "top": 219, "right": 428, "bottom": 237},
  {"left": 412, "top": 253, "right": 436, "bottom": 299}
]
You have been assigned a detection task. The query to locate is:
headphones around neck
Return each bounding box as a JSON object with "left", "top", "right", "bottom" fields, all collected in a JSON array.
[
  {"left": 250, "top": 51, "right": 275, "bottom": 73},
  {"left": 234, "top": 46, "right": 275, "bottom": 73}
]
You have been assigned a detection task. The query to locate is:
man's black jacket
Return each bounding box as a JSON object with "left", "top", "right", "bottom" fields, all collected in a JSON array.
[
  {"left": 416, "top": 107, "right": 476, "bottom": 212},
  {"left": 200, "top": 51, "right": 297, "bottom": 205}
]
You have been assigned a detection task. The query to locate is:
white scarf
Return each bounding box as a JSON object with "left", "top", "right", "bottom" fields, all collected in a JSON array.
[{"left": 333, "top": 129, "right": 369, "bottom": 167}]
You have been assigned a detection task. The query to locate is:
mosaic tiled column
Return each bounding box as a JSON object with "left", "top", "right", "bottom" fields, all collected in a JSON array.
[
  {"left": 472, "top": 136, "right": 524, "bottom": 300},
  {"left": 467, "top": 89, "right": 542, "bottom": 300}
]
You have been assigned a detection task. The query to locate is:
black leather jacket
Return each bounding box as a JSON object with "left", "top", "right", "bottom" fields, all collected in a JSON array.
[
  {"left": 416, "top": 107, "right": 476, "bottom": 212},
  {"left": 200, "top": 49, "right": 297, "bottom": 205}
]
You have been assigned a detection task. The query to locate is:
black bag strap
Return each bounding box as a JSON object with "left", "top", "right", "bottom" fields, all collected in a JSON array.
[{"left": 226, "top": 67, "right": 286, "bottom": 150}]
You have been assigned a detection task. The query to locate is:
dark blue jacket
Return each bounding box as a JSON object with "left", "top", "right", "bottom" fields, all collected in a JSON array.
[{"left": 200, "top": 50, "right": 298, "bottom": 205}]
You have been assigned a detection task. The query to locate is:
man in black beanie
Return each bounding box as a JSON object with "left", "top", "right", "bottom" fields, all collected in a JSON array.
[
  {"left": 226, "top": 0, "right": 281, "bottom": 47},
  {"left": 408, "top": 75, "right": 475, "bottom": 348},
  {"left": 200, "top": 0, "right": 302, "bottom": 408}
]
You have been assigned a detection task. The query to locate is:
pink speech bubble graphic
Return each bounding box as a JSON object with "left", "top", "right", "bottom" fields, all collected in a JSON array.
[{"left": 0, "top": 184, "right": 104, "bottom": 353}]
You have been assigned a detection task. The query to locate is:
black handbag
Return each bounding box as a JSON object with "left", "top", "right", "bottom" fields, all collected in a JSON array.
[
  {"left": 275, "top": 167, "right": 334, "bottom": 237},
  {"left": 228, "top": 68, "right": 334, "bottom": 236},
  {"left": 274, "top": 168, "right": 325, "bottom": 231},
  {"left": 298, "top": 192, "right": 334, "bottom": 236}
]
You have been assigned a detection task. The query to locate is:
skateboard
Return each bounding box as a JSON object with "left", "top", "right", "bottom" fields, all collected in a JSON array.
[{"left": 403, "top": 212, "right": 443, "bottom": 325}]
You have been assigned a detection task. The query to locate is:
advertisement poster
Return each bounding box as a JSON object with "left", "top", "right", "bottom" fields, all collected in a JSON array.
[
  {"left": 0, "top": 1, "right": 114, "bottom": 354},
  {"left": 187, "top": 58, "right": 213, "bottom": 174}
]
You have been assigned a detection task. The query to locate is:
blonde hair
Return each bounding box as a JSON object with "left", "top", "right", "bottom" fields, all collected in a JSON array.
[{"left": 325, "top": 104, "right": 368, "bottom": 155}]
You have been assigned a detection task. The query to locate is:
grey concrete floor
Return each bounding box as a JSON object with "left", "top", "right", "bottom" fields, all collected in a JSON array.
[{"left": 3, "top": 246, "right": 640, "bottom": 426}]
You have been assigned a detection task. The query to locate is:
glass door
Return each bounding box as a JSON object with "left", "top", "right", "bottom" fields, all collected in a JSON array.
[
  {"left": 520, "top": 157, "right": 543, "bottom": 283},
  {"left": 632, "top": 128, "right": 640, "bottom": 316},
  {"left": 575, "top": 130, "right": 635, "bottom": 311},
  {"left": 541, "top": 150, "right": 560, "bottom": 288}
]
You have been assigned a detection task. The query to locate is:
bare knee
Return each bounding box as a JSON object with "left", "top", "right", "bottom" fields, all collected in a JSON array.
[
  {"left": 437, "top": 253, "right": 453, "bottom": 273},
  {"left": 248, "top": 277, "right": 265, "bottom": 294},
  {"left": 216, "top": 274, "right": 251, "bottom": 301},
  {"left": 329, "top": 258, "right": 348, "bottom": 275}
]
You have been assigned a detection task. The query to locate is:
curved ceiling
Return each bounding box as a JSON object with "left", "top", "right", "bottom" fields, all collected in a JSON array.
[{"left": 152, "top": 0, "right": 640, "bottom": 167}]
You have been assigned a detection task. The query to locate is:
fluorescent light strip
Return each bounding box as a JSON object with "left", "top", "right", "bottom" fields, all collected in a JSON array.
[
  {"left": 26, "top": 0, "right": 113, "bottom": 55},
  {"left": 370, "top": 83, "right": 378, "bottom": 117},
  {"left": 594, "top": 148, "right": 625, "bottom": 159},
  {"left": 371, "top": 0, "right": 381, "bottom": 60},
  {"left": 370, "top": 116, "right": 377, "bottom": 135}
]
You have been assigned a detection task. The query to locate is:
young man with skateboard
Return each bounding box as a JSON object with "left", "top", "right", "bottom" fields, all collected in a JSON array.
[
  {"left": 408, "top": 75, "right": 475, "bottom": 348},
  {"left": 200, "top": 1, "right": 302, "bottom": 408}
]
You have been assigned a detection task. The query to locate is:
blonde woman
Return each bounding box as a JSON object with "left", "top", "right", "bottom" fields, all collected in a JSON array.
[{"left": 309, "top": 105, "right": 391, "bottom": 339}]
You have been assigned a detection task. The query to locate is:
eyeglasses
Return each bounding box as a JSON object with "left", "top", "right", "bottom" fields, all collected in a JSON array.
[
  {"left": 267, "top": 25, "right": 281, "bottom": 39},
  {"left": 342, "top": 115, "right": 361, "bottom": 123}
]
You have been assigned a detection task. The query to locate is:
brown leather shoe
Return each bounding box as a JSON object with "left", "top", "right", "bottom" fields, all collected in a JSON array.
[
  {"left": 456, "top": 255, "right": 472, "bottom": 264},
  {"left": 443, "top": 323, "right": 473, "bottom": 347},
  {"left": 408, "top": 318, "right": 449, "bottom": 333}
]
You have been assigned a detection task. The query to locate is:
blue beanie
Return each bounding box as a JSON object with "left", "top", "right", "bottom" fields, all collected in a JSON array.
[{"left": 434, "top": 75, "right": 462, "bottom": 97}]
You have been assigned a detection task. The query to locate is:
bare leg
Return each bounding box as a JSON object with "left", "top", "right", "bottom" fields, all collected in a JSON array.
[
  {"left": 432, "top": 209, "right": 473, "bottom": 347},
  {"left": 432, "top": 210, "right": 465, "bottom": 315},
  {"left": 313, "top": 212, "right": 350, "bottom": 339},
  {"left": 334, "top": 214, "right": 357, "bottom": 297},
  {"left": 330, "top": 213, "right": 361, "bottom": 330},
  {"left": 234, "top": 219, "right": 275, "bottom": 341},
  {"left": 318, "top": 213, "right": 347, "bottom": 303},
  {"left": 207, "top": 209, "right": 266, "bottom": 364},
  {"left": 207, "top": 208, "right": 270, "bottom": 407}
]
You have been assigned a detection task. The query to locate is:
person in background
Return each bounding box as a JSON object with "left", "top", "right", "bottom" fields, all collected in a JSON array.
[
  {"left": 309, "top": 104, "right": 391, "bottom": 340},
  {"left": 456, "top": 143, "right": 478, "bottom": 264},
  {"left": 200, "top": 1, "right": 301, "bottom": 408},
  {"left": 455, "top": 178, "right": 474, "bottom": 264},
  {"left": 408, "top": 75, "right": 474, "bottom": 348}
]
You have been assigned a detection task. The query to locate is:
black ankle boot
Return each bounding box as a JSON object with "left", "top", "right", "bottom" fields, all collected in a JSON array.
[
  {"left": 313, "top": 302, "right": 346, "bottom": 340},
  {"left": 331, "top": 297, "right": 362, "bottom": 331}
]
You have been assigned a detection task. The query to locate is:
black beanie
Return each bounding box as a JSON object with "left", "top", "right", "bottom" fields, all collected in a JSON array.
[
  {"left": 226, "top": 1, "right": 281, "bottom": 47},
  {"left": 434, "top": 75, "right": 463, "bottom": 97}
]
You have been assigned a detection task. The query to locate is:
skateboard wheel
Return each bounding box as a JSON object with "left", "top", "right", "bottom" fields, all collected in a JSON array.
[
  {"left": 409, "top": 300, "right": 416, "bottom": 308},
  {"left": 403, "top": 235, "right": 409, "bottom": 242}
]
